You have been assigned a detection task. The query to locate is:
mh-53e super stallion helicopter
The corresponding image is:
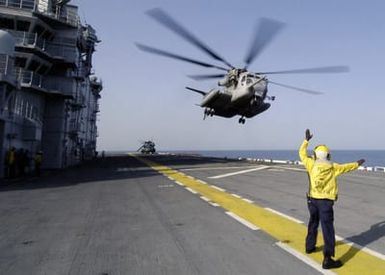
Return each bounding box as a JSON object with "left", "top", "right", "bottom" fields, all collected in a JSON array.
[
  {"left": 136, "top": 8, "right": 348, "bottom": 124},
  {"left": 137, "top": 140, "right": 156, "bottom": 154}
]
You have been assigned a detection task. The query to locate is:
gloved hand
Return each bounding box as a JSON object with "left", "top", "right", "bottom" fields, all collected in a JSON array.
[
  {"left": 305, "top": 129, "right": 313, "bottom": 141},
  {"left": 357, "top": 159, "right": 365, "bottom": 166}
]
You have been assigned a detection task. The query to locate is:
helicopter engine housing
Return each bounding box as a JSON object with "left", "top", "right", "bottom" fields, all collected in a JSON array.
[{"left": 201, "top": 89, "right": 220, "bottom": 107}]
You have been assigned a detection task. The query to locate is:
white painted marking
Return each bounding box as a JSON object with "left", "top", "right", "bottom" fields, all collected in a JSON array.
[
  {"left": 197, "top": 179, "right": 207, "bottom": 184},
  {"left": 174, "top": 181, "right": 184, "bottom": 186},
  {"left": 269, "top": 169, "right": 285, "bottom": 172},
  {"left": 242, "top": 198, "right": 254, "bottom": 204},
  {"left": 181, "top": 165, "right": 262, "bottom": 171},
  {"left": 117, "top": 168, "right": 130, "bottom": 172},
  {"left": 209, "top": 202, "right": 219, "bottom": 207},
  {"left": 276, "top": 242, "right": 335, "bottom": 275},
  {"left": 186, "top": 175, "right": 194, "bottom": 179},
  {"left": 118, "top": 167, "right": 158, "bottom": 172},
  {"left": 225, "top": 211, "right": 259, "bottom": 230},
  {"left": 265, "top": 208, "right": 303, "bottom": 224},
  {"left": 185, "top": 187, "right": 197, "bottom": 194},
  {"left": 209, "top": 166, "right": 270, "bottom": 179},
  {"left": 275, "top": 166, "right": 306, "bottom": 172},
  {"left": 167, "top": 176, "right": 173, "bottom": 180},
  {"left": 231, "top": 193, "right": 242, "bottom": 199},
  {"left": 158, "top": 184, "right": 174, "bottom": 188},
  {"left": 211, "top": 185, "right": 226, "bottom": 192},
  {"left": 335, "top": 235, "right": 385, "bottom": 260},
  {"left": 200, "top": 196, "right": 210, "bottom": 202}
]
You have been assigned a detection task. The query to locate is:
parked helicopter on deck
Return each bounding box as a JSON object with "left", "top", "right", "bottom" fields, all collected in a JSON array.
[
  {"left": 137, "top": 8, "right": 348, "bottom": 124},
  {"left": 137, "top": 140, "right": 156, "bottom": 154}
]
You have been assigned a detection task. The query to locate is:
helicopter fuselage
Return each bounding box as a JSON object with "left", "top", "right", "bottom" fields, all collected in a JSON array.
[{"left": 197, "top": 71, "right": 271, "bottom": 123}]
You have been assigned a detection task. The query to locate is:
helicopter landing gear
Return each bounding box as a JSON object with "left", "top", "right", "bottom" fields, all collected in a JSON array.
[
  {"left": 238, "top": 117, "right": 246, "bottom": 124},
  {"left": 205, "top": 108, "right": 215, "bottom": 116},
  {"left": 204, "top": 108, "right": 215, "bottom": 120}
]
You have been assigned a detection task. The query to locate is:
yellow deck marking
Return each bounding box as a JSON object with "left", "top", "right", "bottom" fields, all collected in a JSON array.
[{"left": 134, "top": 155, "right": 385, "bottom": 274}]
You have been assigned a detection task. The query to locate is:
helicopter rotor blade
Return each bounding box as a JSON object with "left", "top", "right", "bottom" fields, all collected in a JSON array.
[
  {"left": 136, "top": 43, "right": 229, "bottom": 71},
  {"left": 244, "top": 17, "right": 285, "bottom": 68},
  {"left": 258, "top": 65, "right": 349, "bottom": 75},
  {"left": 188, "top": 73, "right": 226, "bottom": 80},
  {"left": 268, "top": 80, "right": 323, "bottom": 95},
  {"left": 147, "top": 8, "right": 234, "bottom": 69},
  {"left": 185, "top": 86, "right": 207, "bottom": 96}
]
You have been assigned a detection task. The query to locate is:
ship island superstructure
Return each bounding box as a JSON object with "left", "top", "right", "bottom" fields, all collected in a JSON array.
[{"left": 0, "top": 0, "right": 102, "bottom": 177}]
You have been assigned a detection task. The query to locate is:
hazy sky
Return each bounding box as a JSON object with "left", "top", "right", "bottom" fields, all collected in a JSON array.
[{"left": 71, "top": 0, "right": 385, "bottom": 151}]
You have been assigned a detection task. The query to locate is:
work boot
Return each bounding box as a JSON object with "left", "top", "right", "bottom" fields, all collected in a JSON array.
[
  {"left": 305, "top": 247, "right": 316, "bottom": 254},
  {"left": 322, "top": 256, "right": 343, "bottom": 269}
]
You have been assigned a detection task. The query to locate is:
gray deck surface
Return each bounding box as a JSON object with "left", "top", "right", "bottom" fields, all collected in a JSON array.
[{"left": 0, "top": 154, "right": 384, "bottom": 275}]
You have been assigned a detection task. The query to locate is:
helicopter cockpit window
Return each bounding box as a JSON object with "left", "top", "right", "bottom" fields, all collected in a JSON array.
[
  {"left": 246, "top": 78, "right": 252, "bottom": 84},
  {"left": 241, "top": 76, "right": 246, "bottom": 83}
]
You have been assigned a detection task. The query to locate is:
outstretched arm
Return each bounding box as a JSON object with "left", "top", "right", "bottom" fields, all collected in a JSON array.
[
  {"left": 305, "top": 129, "right": 313, "bottom": 141},
  {"left": 299, "top": 129, "right": 314, "bottom": 170},
  {"left": 334, "top": 158, "right": 365, "bottom": 176}
]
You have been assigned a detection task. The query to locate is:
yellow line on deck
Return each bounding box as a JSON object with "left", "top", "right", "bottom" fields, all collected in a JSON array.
[{"left": 134, "top": 155, "right": 385, "bottom": 274}]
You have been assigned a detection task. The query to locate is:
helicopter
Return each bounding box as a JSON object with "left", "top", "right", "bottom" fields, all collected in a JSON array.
[
  {"left": 136, "top": 8, "right": 349, "bottom": 124},
  {"left": 137, "top": 140, "right": 156, "bottom": 154}
]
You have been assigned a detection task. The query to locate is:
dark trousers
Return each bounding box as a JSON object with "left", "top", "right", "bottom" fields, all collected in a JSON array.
[{"left": 306, "top": 198, "right": 335, "bottom": 257}]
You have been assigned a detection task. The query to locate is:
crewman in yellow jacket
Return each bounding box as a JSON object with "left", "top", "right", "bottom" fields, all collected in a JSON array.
[{"left": 299, "top": 129, "right": 365, "bottom": 269}]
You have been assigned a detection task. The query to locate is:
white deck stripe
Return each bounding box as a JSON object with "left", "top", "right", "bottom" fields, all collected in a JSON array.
[
  {"left": 275, "top": 166, "right": 306, "bottom": 172},
  {"left": 242, "top": 198, "right": 254, "bottom": 203},
  {"left": 185, "top": 187, "right": 197, "bottom": 194},
  {"left": 197, "top": 179, "right": 207, "bottom": 184},
  {"left": 210, "top": 185, "right": 226, "bottom": 192},
  {"left": 209, "top": 202, "right": 219, "bottom": 207},
  {"left": 276, "top": 242, "right": 336, "bottom": 275},
  {"left": 117, "top": 168, "right": 130, "bottom": 172},
  {"left": 174, "top": 181, "right": 183, "bottom": 186},
  {"left": 335, "top": 235, "right": 385, "bottom": 260},
  {"left": 231, "top": 193, "right": 242, "bottom": 199},
  {"left": 265, "top": 208, "right": 303, "bottom": 224},
  {"left": 209, "top": 166, "right": 270, "bottom": 179},
  {"left": 181, "top": 165, "right": 261, "bottom": 171},
  {"left": 200, "top": 196, "right": 210, "bottom": 202},
  {"left": 225, "top": 211, "right": 259, "bottom": 230}
]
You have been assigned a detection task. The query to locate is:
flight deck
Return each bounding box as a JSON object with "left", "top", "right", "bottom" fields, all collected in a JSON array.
[{"left": 0, "top": 154, "right": 384, "bottom": 274}]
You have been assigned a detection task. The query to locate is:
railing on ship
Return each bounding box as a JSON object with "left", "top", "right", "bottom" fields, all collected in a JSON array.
[
  {"left": 8, "top": 30, "right": 78, "bottom": 63},
  {"left": 0, "top": 0, "right": 80, "bottom": 27},
  {"left": 0, "top": 54, "right": 14, "bottom": 76},
  {"left": 15, "top": 67, "right": 75, "bottom": 97}
]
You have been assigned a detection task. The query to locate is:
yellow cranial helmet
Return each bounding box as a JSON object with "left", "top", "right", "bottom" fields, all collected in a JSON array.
[{"left": 314, "top": 145, "right": 330, "bottom": 160}]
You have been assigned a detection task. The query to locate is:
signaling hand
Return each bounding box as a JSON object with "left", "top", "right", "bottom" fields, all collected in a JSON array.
[
  {"left": 357, "top": 159, "right": 365, "bottom": 166},
  {"left": 305, "top": 129, "right": 313, "bottom": 141}
]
